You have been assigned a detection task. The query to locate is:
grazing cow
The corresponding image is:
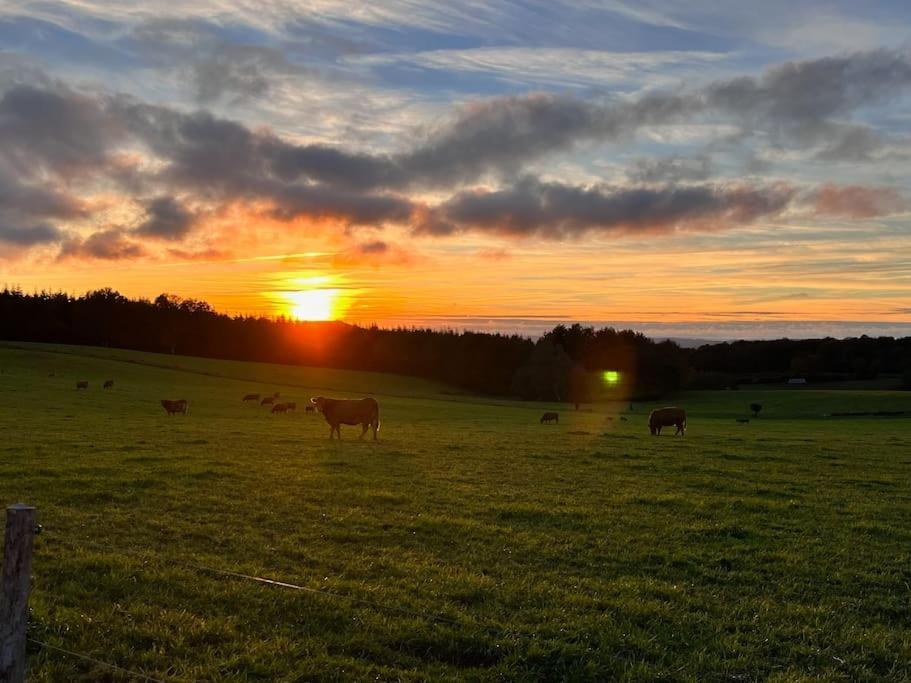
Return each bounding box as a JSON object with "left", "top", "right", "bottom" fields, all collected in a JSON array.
[
  {"left": 649, "top": 407, "right": 686, "bottom": 436},
  {"left": 736, "top": 418, "right": 750, "bottom": 424},
  {"left": 261, "top": 396, "right": 275, "bottom": 406},
  {"left": 242, "top": 393, "right": 260, "bottom": 402},
  {"left": 285, "top": 402, "right": 297, "bottom": 411},
  {"left": 540, "top": 412, "right": 559, "bottom": 424},
  {"left": 271, "top": 403, "right": 288, "bottom": 414},
  {"left": 161, "top": 399, "right": 189, "bottom": 416},
  {"left": 304, "top": 405, "right": 315, "bottom": 413},
  {"left": 619, "top": 416, "right": 628, "bottom": 422},
  {"left": 76, "top": 380, "right": 88, "bottom": 390},
  {"left": 103, "top": 380, "right": 114, "bottom": 389},
  {"left": 311, "top": 396, "right": 380, "bottom": 440}
]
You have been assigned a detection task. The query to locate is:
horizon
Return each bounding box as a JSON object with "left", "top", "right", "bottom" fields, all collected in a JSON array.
[{"left": 1, "top": 3, "right": 911, "bottom": 336}]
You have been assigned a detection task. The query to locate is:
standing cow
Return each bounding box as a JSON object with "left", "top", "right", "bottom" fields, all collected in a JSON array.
[
  {"left": 103, "top": 379, "right": 114, "bottom": 389},
  {"left": 649, "top": 407, "right": 686, "bottom": 436},
  {"left": 271, "top": 403, "right": 288, "bottom": 414},
  {"left": 161, "top": 399, "right": 189, "bottom": 415},
  {"left": 310, "top": 396, "right": 380, "bottom": 440},
  {"left": 76, "top": 380, "right": 88, "bottom": 390},
  {"left": 261, "top": 396, "right": 275, "bottom": 406},
  {"left": 242, "top": 393, "right": 260, "bottom": 402},
  {"left": 540, "top": 412, "right": 559, "bottom": 424}
]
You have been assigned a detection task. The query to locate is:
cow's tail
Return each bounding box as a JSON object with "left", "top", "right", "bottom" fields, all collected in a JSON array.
[
  {"left": 373, "top": 406, "right": 381, "bottom": 434},
  {"left": 185, "top": 400, "right": 190, "bottom": 416}
]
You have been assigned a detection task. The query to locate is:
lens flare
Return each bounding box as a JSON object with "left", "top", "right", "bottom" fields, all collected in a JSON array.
[{"left": 602, "top": 370, "right": 620, "bottom": 385}]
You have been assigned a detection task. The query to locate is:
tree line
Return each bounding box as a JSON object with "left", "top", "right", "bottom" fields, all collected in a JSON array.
[{"left": 1, "top": 288, "right": 909, "bottom": 400}]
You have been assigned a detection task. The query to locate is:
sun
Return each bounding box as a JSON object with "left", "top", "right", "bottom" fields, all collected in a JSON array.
[{"left": 287, "top": 289, "right": 338, "bottom": 321}]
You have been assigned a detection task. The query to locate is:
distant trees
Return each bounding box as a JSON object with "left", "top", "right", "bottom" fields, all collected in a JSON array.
[
  {"left": 1, "top": 288, "right": 909, "bottom": 400},
  {"left": 750, "top": 403, "right": 762, "bottom": 417}
]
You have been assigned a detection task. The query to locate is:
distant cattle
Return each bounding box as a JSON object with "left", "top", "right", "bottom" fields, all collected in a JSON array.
[
  {"left": 649, "top": 407, "right": 686, "bottom": 436},
  {"left": 103, "top": 380, "right": 114, "bottom": 389},
  {"left": 261, "top": 396, "right": 275, "bottom": 406},
  {"left": 285, "top": 402, "right": 297, "bottom": 411},
  {"left": 736, "top": 418, "right": 750, "bottom": 423},
  {"left": 540, "top": 412, "right": 559, "bottom": 424},
  {"left": 76, "top": 380, "right": 88, "bottom": 390},
  {"left": 620, "top": 416, "right": 628, "bottom": 422},
  {"left": 304, "top": 405, "right": 315, "bottom": 413},
  {"left": 271, "top": 403, "right": 289, "bottom": 414},
  {"left": 161, "top": 399, "right": 189, "bottom": 415},
  {"left": 242, "top": 393, "right": 260, "bottom": 402},
  {"left": 311, "top": 396, "right": 380, "bottom": 440}
]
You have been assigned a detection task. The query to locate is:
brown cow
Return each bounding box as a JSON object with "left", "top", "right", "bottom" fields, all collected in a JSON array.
[
  {"left": 242, "top": 393, "right": 260, "bottom": 402},
  {"left": 161, "top": 399, "right": 189, "bottom": 415},
  {"left": 285, "top": 402, "right": 297, "bottom": 411},
  {"left": 261, "top": 396, "right": 275, "bottom": 406},
  {"left": 540, "top": 412, "right": 559, "bottom": 424},
  {"left": 304, "top": 405, "right": 315, "bottom": 413},
  {"left": 76, "top": 380, "right": 88, "bottom": 390},
  {"left": 310, "top": 396, "right": 380, "bottom": 440},
  {"left": 271, "top": 403, "right": 288, "bottom": 414},
  {"left": 649, "top": 407, "right": 686, "bottom": 436},
  {"left": 103, "top": 379, "right": 114, "bottom": 389}
]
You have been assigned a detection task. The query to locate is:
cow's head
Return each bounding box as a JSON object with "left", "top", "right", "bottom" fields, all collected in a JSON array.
[
  {"left": 649, "top": 423, "right": 657, "bottom": 435},
  {"left": 310, "top": 397, "right": 326, "bottom": 413}
]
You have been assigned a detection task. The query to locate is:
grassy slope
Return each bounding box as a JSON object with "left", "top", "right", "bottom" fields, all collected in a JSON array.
[{"left": 1, "top": 342, "right": 910, "bottom": 681}]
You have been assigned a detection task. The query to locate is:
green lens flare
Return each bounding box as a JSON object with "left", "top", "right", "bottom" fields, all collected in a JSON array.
[{"left": 603, "top": 370, "right": 620, "bottom": 385}]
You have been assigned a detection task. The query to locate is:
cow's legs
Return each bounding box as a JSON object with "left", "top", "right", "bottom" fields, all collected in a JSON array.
[{"left": 359, "top": 423, "right": 368, "bottom": 439}]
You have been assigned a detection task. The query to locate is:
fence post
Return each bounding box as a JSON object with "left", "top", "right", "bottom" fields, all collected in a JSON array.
[{"left": 0, "top": 504, "right": 36, "bottom": 683}]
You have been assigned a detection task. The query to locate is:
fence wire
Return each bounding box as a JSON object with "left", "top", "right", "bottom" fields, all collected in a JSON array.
[{"left": 28, "top": 637, "right": 171, "bottom": 682}]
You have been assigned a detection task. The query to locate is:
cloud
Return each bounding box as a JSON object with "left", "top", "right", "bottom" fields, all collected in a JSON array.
[
  {"left": 417, "top": 177, "right": 796, "bottom": 239},
  {"left": 627, "top": 155, "right": 713, "bottom": 183},
  {"left": 811, "top": 184, "right": 910, "bottom": 219},
  {"left": 357, "top": 240, "right": 388, "bottom": 254},
  {"left": 134, "top": 196, "right": 197, "bottom": 240},
  {"left": 0, "top": 223, "right": 62, "bottom": 246},
  {"left": 59, "top": 228, "right": 145, "bottom": 260}
]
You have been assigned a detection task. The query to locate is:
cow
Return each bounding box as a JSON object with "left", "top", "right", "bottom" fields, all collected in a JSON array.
[
  {"left": 310, "top": 396, "right": 380, "bottom": 440},
  {"left": 161, "top": 399, "right": 189, "bottom": 416},
  {"left": 285, "top": 402, "right": 297, "bottom": 411},
  {"left": 272, "top": 392, "right": 281, "bottom": 398},
  {"left": 649, "top": 407, "right": 686, "bottom": 436},
  {"left": 540, "top": 412, "right": 559, "bottom": 424},
  {"left": 103, "top": 380, "right": 114, "bottom": 389},
  {"left": 736, "top": 418, "right": 750, "bottom": 423},
  {"left": 304, "top": 405, "right": 315, "bottom": 413},
  {"left": 619, "top": 416, "right": 628, "bottom": 422},
  {"left": 261, "top": 396, "right": 275, "bottom": 406},
  {"left": 242, "top": 393, "right": 260, "bottom": 402},
  {"left": 76, "top": 380, "right": 88, "bottom": 390},
  {"left": 271, "top": 403, "right": 289, "bottom": 414}
]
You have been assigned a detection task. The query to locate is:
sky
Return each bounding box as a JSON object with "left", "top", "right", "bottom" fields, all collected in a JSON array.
[{"left": 1, "top": 1, "right": 910, "bottom": 339}]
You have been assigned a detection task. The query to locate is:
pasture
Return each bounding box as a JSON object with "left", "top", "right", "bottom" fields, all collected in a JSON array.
[{"left": 1, "top": 341, "right": 910, "bottom": 681}]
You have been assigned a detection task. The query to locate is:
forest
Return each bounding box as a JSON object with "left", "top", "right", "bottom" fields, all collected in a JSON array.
[{"left": 1, "top": 288, "right": 909, "bottom": 400}]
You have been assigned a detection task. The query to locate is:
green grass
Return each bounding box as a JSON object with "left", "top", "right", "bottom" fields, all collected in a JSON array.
[{"left": 1, "top": 341, "right": 910, "bottom": 681}]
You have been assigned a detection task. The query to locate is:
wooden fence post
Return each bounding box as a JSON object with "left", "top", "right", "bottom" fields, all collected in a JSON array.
[{"left": 0, "top": 504, "right": 36, "bottom": 683}]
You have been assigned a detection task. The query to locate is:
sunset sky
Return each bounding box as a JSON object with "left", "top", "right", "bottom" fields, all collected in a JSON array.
[{"left": 1, "top": 1, "right": 910, "bottom": 339}]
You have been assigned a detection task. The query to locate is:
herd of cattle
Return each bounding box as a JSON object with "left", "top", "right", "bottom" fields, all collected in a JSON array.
[{"left": 72, "top": 376, "right": 686, "bottom": 438}]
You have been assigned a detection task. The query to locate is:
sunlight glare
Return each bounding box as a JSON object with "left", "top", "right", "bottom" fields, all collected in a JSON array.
[{"left": 287, "top": 289, "right": 339, "bottom": 321}]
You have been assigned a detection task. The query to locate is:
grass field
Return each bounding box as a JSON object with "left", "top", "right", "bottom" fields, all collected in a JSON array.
[{"left": 1, "top": 341, "right": 910, "bottom": 681}]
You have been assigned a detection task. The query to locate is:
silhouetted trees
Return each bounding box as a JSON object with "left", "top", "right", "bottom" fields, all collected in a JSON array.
[{"left": 1, "top": 288, "right": 909, "bottom": 399}]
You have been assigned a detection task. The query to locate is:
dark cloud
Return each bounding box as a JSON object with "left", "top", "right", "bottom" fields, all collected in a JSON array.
[
  {"left": 59, "top": 229, "right": 144, "bottom": 260},
  {"left": 0, "top": 223, "right": 62, "bottom": 246},
  {"left": 628, "top": 155, "right": 713, "bottom": 183},
  {"left": 358, "top": 240, "right": 388, "bottom": 254},
  {"left": 417, "top": 178, "right": 796, "bottom": 239},
  {"left": 134, "top": 196, "right": 196, "bottom": 240},
  {"left": 188, "top": 44, "right": 296, "bottom": 104}
]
